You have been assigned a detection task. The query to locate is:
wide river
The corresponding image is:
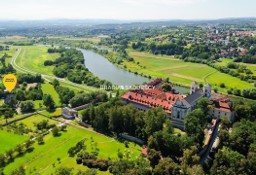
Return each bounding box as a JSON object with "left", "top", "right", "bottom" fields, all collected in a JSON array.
[
  {"left": 81, "top": 49, "right": 149, "bottom": 86},
  {"left": 81, "top": 49, "right": 189, "bottom": 93}
]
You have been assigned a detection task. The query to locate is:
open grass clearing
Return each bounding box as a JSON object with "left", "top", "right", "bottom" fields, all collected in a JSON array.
[
  {"left": 15, "top": 46, "right": 60, "bottom": 76},
  {"left": 3, "top": 115, "right": 141, "bottom": 175},
  {"left": 41, "top": 83, "right": 61, "bottom": 106},
  {"left": 125, "top": 50, "right": 254, "bottom": 90},
  {"left": 0, "top": 129, "right": 28, "bottom": 154}
]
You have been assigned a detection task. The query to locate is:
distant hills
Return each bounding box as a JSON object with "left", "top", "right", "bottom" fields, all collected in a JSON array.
[{"left": 0, "top": 17, "right": 256, "bottom": 29}]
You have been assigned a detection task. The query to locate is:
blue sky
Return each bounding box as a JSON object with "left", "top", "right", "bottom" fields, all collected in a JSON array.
[{"left": 0, "top": 0, "right": 255, "bottom": 20}]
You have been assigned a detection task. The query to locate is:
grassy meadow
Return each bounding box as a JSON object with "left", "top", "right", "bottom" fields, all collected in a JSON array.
[
  {"left": 0, "top": 129, "right": 29, "bottom": 154},
  {"left": 123, "top": 50, "right": 253, "bottom": 91},
  {"left": 15, "top": 46, "right": 60, "bottom": 75},
  {"left": 41, "top": 83, "right": 61, "bottom": 106},
  {"left": 2, "top": 115, "right": 141, "bottom": 175},
  {"left": 216, "top": 58, "right": 256, "bottom": 76}
]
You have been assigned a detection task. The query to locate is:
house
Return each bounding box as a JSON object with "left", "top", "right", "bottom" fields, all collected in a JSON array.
[
  {"left": 209, "top": 93, "right": 234, "bottom": 121},
  {"left": 62, "top": 107, "right": 78, "bottom": 119}
]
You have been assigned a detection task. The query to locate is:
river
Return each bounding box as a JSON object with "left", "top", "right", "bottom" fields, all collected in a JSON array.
[
  {"left": 81, "top": 49, "right": 149, "bottom": 86},
  {"left": 80, "top": 49, "right": 189, "bottom": 93}
]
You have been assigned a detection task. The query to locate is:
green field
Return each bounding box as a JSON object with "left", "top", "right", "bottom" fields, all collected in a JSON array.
[
  {"left": 216, "top": 58, "right": 256, "bottom": 76},
  {"left": 0, "top": 129, "right": 28, "bottom": 154},
  {"left": 16, "top": 115, "right": 58, "bottom": 131},
  {"left": 0, "top": 47, "right": 17, "bottom": 67},
  {"left": 15, "top": 46, "right": 60, "bottom": 75},
  {"left": 124, "top": 50, "right": 253, "bottom": 90},
  {"left": 2, "top": 115, "right": 141, "bottom": 175},
  {"left": 41, "top": 108, "right": 62, "bottom": 118},
  {"left": 41, "top": 83, "right": 61, "bottom": 106}
]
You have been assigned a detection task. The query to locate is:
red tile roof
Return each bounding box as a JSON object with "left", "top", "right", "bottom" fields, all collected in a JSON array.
[
  {"left": 219, "top": 102, "right": 230, "bottom": 109},
  {"left": 141, "top": 148, "right": 148, "bottom": 156},
  {"left": 121, "top": 89, "right": 184, "bottom": 114}
]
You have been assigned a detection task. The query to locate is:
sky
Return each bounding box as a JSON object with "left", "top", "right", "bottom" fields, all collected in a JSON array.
[{"left": 0, "top": 0, "right": 255, "bottom": 20}]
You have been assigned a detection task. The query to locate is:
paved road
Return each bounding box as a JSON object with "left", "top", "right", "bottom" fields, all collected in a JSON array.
[
  {"left": 200, "top": 121, "right": 220, "bottom": 165},
  {"left": 11, "top": 48, "right": 97, "bottom": 92}
]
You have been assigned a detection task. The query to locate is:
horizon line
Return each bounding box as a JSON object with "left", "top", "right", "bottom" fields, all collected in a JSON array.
[{"left": 0, "top": 16, "right": 256, "bottom": 22}]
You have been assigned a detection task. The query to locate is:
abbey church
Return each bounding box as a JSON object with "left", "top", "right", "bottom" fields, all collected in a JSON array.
[{"left": 122, "top": 79, "right": 234, "bottom": 129}]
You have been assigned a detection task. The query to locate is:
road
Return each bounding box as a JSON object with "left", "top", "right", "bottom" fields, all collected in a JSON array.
[
  {"left": 11, "top": 48, "right": 98, "bottom": 92},
  {"left": 200, "top": 121, "right": 220, "bottom": 165}
]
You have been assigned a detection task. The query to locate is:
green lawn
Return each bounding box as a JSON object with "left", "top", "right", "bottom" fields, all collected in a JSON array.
[
  {"left": 3, "top": 116, "right": 141, "bottom": 175},
  {"left": 0, "top": 47, "right": 17, "bottom": 67},
  {"left": 0, "top": 129, "right": 28, "bottom": 154},
  {"left": 41, "top": 83, "right": 61, "bottom": 106},
  {"left": 15, "top": 46, "right": 60, "bottom": 75},
  {"left": 16, "top": 115, "right": 58, "bottom": 131},
  {"left": 215, "top": 58, "right": 256, "bottom": 76},
  {"left": 41, "top": 108, "right": 62, "bottom": 118},
  {"left": 124, "top": 50, "right": 253, "bottom": 90}
]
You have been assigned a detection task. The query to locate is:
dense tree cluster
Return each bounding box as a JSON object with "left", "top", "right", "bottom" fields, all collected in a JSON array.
[
  {"left": 69, "top": 91, "right": 108, "bottom": 108},
  {"left": 132, "top": 41, "right": 184, "bottom": 55},
  {"left": 0, "top": 53, "right": 15, "bottom": 74},
  {"left": 68, "top": 139, "right": 86, "bottom": 157},
  {"left": 45, "top": 48, "right": 112, "bottom": 87},
  {"left": 17, "top": 74, "right": 42, "bottom": 84},
  {"left": 211, "top": 100, "right": 256, "bottom": 175},
  {"left": 16, "top": 83, "right": 43, "bottom": 101},
  {"left": 81, "top": 99, "right": 171, "bottom": 141},
  {"left": 20, "top": 100, "right": 34, "bottom": 113},
  {"left": 52, "top": 80, "right": 75, "bottom": 104}
]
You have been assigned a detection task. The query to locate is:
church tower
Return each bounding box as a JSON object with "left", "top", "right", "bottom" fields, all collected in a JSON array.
[
  {"left": 204, "top": 84, "right": 211, "bottom": 98},
  {"left": 190, "top": 81, "right": 198, "bottom": 94}
]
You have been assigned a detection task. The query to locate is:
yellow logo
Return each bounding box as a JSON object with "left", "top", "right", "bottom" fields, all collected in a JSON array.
[{"left": 3, "top": 74, "right": 17, "bottom": 92}]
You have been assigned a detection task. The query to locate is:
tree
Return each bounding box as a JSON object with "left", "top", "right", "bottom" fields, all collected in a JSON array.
[
  {"left": 24, "top": 140, "right": 34, "bottom": 150},
  {"left": 6, "top": 149, "right": 14, "bottom": 160},
  {"left": 16, "top": 144, "right": 23, "bottom": 155},
  {"left": 247, "top": 143, "right": 256, "bottom": 175},
  {"left": 43, "top": 94, "right": 55, "bottom": 110},
  {"left": 197, "top": 97, "right": 210, "bottom": 115},
  {"left": 37, "top": 135, "right": 44, "bottom": 144},
  {"left": 52, "top": 126, "right": 60, "bottom": 137},
  {"left": 0, "top": 154, "right": 5, "bottom": 167},
  {"left": 187, "top": 165, "right": 205, "bottom": 175},
  {"left": 125, "top": 157, "right": 152, "bottom": 175},
  {"left": 153, "top": 158, "right": 180, "bottom": 175},
  {"left": 184, "top": 109, "right": 205, "bottom": 144},
  {"left": 56, "top": 167, "right": 73, "bottom": 175},
  {"left": 4, "top": 108, "right": 14, "bottom": 123},
  {"left": 144, "top": 107, "right": 167, "bottom": 139},
  {"left": 147, "top": 149, "right": 161, "bottom": 168},
  {"left": 20, "top": 100, "right": 34, "bottom": 113},
  {"left": 77, "top": 169, "right": 98, "bottom": 175},
  {"left": 108, "top": 107, "right": 123, "bottom": 133},
  {"left": 210, "top": 147, "right": 246, "bottom": 175},
  {"left": 181, "top": 146, "right": 200, "bottom": 175},
  {"left": 16, "top": 89, "right": 26, "bottom": 101},
  {"left": 10, "top": 166, "right": 25, "bottom": 175},
  {"left": 218, "top": 129, "right": 230, "bottom": 149},
  {"left": 229, "top": 119, "right": 256, "bottom": 155},
  {"left": 53, "top": 79, "right": 60, "bottom": 88},
  {"left": 161, "top": 83, "right": 172, "bottom": 92}
]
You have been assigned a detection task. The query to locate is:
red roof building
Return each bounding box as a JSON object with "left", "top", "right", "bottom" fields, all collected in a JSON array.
[
  {"left": 122, "top": 89, "right": 184, "bottom": 114},
  {"left": 209, "top": 93, "right": 234, "bottom": 121}
]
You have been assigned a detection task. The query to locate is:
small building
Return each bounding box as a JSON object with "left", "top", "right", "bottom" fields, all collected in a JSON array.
[
  {"left": 209, "top": 101, "right": 234, "bottom": 122},
  {"left": 141, "top": 147, "right": 148, "bottom": 157},
  {"left": 62, "top": 107, "right": 78, "bottom": 119}
]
